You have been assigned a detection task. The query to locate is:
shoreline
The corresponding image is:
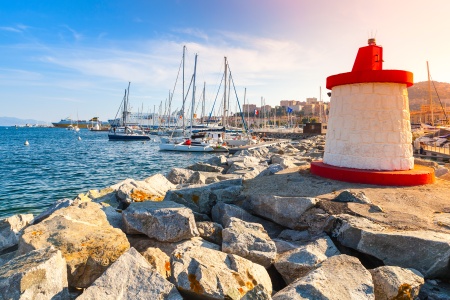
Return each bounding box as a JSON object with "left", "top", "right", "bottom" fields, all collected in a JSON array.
[{"left": 1, "top": 135, "right": 450, "bottom": 298}]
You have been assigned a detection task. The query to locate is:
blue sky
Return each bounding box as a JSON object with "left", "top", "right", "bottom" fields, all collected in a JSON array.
[{"left": 1, "top": 0, "right": 450, "bottom": 123}]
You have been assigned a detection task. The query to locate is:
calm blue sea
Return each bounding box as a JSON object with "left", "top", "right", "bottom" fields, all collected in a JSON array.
[{"left": 0, "top": 127, "right": 213, "bottom": 219}]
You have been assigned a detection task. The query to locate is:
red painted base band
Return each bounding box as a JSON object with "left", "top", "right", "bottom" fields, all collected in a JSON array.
[{"left": 310, "top": 161, "right": 435, "bottom": 186}]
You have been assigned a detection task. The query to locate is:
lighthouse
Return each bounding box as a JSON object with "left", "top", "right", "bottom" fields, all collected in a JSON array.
[{"left": 311, "top": 39, "right": 435, "bottom": 186}]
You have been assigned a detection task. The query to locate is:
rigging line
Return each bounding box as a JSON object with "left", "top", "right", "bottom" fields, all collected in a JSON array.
[
  {"left": 430, "top": 76, "right": 449, "bottom": 123},
  {"left": 228, "top": 69, "right": 248, "bottom": 133},
  {"left": 166, "top": 53, "right": 184, "bottom": 118},
  {"left": 112, "top": 89, "right": 127, "bottom": 127},
  {"left": 208, "top": 72, "right": 225, "bottom": 124}
]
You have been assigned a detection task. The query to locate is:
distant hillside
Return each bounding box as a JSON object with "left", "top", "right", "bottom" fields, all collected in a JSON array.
[
  {"left": 408, "top": 81, "right": 450, "bottom": 111},
  {"left": 0, "top": 117, "right": 48, "bottom": 126}
]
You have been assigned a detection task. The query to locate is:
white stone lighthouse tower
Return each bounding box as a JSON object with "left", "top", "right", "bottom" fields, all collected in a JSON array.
[
  {"left": 323, "top": 38, "right": 414, "bottom": 171},
  {"left": 311, "top": 39, "right": 435, "bottom": 186}
]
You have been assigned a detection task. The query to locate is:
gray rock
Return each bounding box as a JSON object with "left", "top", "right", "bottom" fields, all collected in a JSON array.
[
  {"left": 227, "top": 155, "right": 260, "bottom": 166},
  {"left": 211, "top": 202, "right": 285, "bottom": 238},
  {"left": 164, "top": 179, "right": 243, "bottom": 215},
  {"left": 226, "top": 162, "right": 268, "bottom": 179},
  {"left": 140, "top": 247, "right": 171, "bottom": 279},
  {"left": 270, "top": 155, "right": 297, "bottom": 169},
  {"left": 435, "top": 166, "right": 449, "bottom": 177},
  {"left": 277, "top": 229, "right": 311, "bottom": 242},
  {"left": 78, "top": 248, "right": 182, "bottom": 300},
  {"left": 122, "top": 201, "right": 199, "bottom": 242},
  {"left": 0, "top": 214, "right": 34, "bottom": 252},
  {"left": 196, "top": 221, "right": 223, "bottom": 245},
  {"left": 332, "top": 214, "right": 450, "bottom": 278},
  {"left": 0, "top": 247, "right": 69, "bottom": 299},
  {"left": 297, "top": 207, "right": 334, "bottom": 235},
  {"left": 32, "top": 198, "right": 73, "bottom": 224},
  {"left": 222, "top": 218, "right": 277, "bottom": 268},
  {"left": 369, "top": 266, "right": 424, "bottom": 300},
  {"left": 101, "top": 204, "right": 124, "bottom": 230},
  {"left": 418, "top": 280, "right": 450, "bottom": 300},
  {"left": 187, "top": 162, "right": 224, "bottom": 173},
  {"left": 129, "top": 236, "right": 220, "bottom": 257},
  {"left": 273, "top": 255, "right": 375, "bottom": 300},
  {"left": 205, "top": 155, "right": 228, "bottom": 166},
  {"left": 333, "top": 190, "right": 371, "bottom": 204},
  {"left": 0, "top": 251, "right": 16, "bottom": 267},
  {"left": 245, "top": 195, "right": 318, "bottom": 229},
  {"left": 274, "top": 236, "right": 340, "bottom": 284},
  {"left": 166, "top": 167, "right": 195, "bottom": 184},
  {"left": 171, "top": 245, "right": 272, "bottom": 299},
  {"left": 256, "top": 163, "right": 284, "bottom": 177}
]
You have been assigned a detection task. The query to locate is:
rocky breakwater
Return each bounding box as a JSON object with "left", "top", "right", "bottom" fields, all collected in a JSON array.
[{"left": 1, "top": 134, "right": 450, "bottom": 299}]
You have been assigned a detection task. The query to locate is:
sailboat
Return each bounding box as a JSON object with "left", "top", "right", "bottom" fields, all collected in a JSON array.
[
  {"left": 159, "top": 53, "right": 227, "bottom": 152},
  {"left": 108, "top": 82, "right": 150, "bottom": 141}
]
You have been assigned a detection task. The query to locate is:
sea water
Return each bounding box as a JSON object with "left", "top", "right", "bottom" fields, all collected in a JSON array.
[{"left": 0, "top": 127, "right": 213, "bottom": 219}]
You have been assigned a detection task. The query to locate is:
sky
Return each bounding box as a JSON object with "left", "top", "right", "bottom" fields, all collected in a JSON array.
[{"left": 1, "top": 0, "right": 450, "bottom": 123}]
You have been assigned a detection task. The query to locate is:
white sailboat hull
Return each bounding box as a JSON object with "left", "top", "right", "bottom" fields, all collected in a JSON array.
[{"left": 159, "top": 143, "right": 215, "bottom": 152}]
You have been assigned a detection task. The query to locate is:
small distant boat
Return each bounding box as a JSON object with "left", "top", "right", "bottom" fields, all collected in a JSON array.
[
  {"left": 53, "top": 117, "right": 110, "bottom": 129},
  {"left": 108, "top": 82, "right": 150, "bottom": 141},
  {"left": 159, "top": 138, "right": 228, "bottom": 152}
]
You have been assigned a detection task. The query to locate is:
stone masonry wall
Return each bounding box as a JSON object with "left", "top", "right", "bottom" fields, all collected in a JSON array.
[{"left": 323, "top": 82, "right": 413, "bottom": 171}]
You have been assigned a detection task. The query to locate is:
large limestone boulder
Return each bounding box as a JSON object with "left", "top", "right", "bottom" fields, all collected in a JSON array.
[
  {"left": 78, "top": 248, "right": 182, "bottom": 300},
  {"left": 113, "top": 174, "right": 176, "bottom": 204},
  {"left": 222, "top": 217, "right": 277, "bottom": 268},
  {"left": 129, "top": 236, "right": 220, "bottom": 257},
  {"left": 211, "top": 202, "right": 285, "bottom": 238},
  {"left": 369, "top": 266, "right": 424, "bottom": 300},
  {"left": 166, "top": 167, "right": 195, "bottom": 184},
  {"left": 122, "top": 201, "right": 199, "bottom": 242},
  {"left": 274, "top": 235, "right": 340, "bottom": 284},
  {"left": 32, "top": 198, "right": 73, "bottom": 224},
  {"left": 0, "top": 247, "right": 69, "bottom": 299},
  {"left": 270, "top": 155, "right": 298, "bottom": 169},
  {"left": 205, "top": 155, "right": 228, "bottom": 166},
  {"left": 167, "top": 168, "right": 240, "bottom": 186},
  {"left": 140, "top": 247, "right": 171, "bottom": 279},
  {"left": 164, "top": 179, "right": 243, "bottom": 215},
  {"left": 171, "top": 245, "right": 272, "bottom": 299},
  {"left": 227, "top": 155, "right": 261, "bottom": 166},
  {"left": 332, "top": 214, "right": 450, "bottom": 278},
  {"left": 244, "top": 195, "right": 318, "bottom": 229},
  {"left": 0, "top": 214, "right": 34, "bottom": 252},
  {"left": 18, "top": 202, "right": 130, "bottom": 288},
  {"left": 187, "top": 162, "right": 224, "bottom": 173},
  {"left": 273, "top": 255, "right": 375, "bottom": 300},
  {"left": 256, "top": 164, "right": 284, "bottom": 177},
  {"left": 196, "top": 221, "right": 223, "bottom": 245},
  {"left": 226, "top": 162, "right": 268, "bottom": 179}
]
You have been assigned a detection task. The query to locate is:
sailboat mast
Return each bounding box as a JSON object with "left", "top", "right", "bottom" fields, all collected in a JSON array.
[
  {"left": 243, "top": 87, "right": 247, "bottom": 129},
  {"left": 427, "top": 61, "right": 434, "bottom": 126},
  {"left": 190, "top": 54, "right": 198, "bottom": 134},
  {"left": 202, "top": 82, "right": 206, "bottom": 124},
  {"left": 182, "top": 45, "right": 186, "bottom": 134},
  {"left": 223, "top": 57, "right": 227, "bottom": 128}
]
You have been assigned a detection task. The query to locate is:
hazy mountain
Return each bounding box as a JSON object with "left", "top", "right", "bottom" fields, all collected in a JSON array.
[
  {"left": 408, "top": 81, "right": 450, "bottom": 111},
  {"left": 0, "top": 117, "right": 49, "bottom": 126}
]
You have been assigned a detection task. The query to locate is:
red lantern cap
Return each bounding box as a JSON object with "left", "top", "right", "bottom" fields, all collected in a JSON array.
[{"left": 326, "top": 39, "right": 413, "bottom": 89}]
